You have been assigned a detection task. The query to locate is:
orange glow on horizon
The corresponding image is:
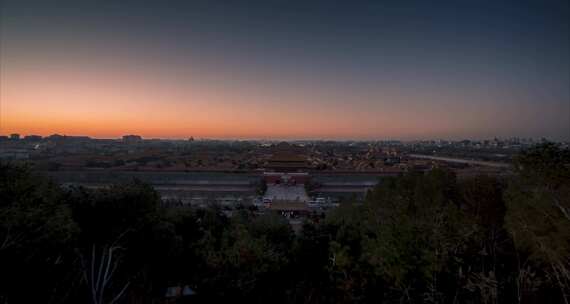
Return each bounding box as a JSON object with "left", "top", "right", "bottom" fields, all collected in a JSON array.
[{"left": 2, "top": 55, "right": 559, "bottom": 140}]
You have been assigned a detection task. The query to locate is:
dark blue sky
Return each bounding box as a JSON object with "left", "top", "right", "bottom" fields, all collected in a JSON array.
[{"left": 1, "top": 0, "right": 569, "bottom": 139}]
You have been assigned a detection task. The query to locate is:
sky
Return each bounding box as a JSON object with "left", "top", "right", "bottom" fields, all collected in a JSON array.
[{"left": 1, "top": 0, "right": 569, "bottom": 140}]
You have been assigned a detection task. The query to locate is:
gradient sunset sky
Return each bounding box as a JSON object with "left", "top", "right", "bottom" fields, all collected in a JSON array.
[{"left": 1, "top": 0, "right": 569, "bottom": 140}]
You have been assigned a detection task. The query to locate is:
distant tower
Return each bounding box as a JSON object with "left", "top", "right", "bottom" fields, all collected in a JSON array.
[{"left": 122, "top": 135, "right": 142, "bottom": 143}]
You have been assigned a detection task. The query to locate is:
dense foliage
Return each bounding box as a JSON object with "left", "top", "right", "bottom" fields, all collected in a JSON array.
[{"left": 0, "top": 143, "right": 568, "bottom": 303}]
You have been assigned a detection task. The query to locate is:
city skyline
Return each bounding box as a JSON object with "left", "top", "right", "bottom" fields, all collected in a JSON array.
[
  {"left": 1, "top": 132, "right": 566, "bottom": 143},
  {"left": 1, "top": 0, "right": 569, "bottom": 140}
]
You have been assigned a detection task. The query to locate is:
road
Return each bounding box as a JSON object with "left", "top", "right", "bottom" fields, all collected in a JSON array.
[{"left": 409, "top": 154, "right": 511, "bottom": 168}]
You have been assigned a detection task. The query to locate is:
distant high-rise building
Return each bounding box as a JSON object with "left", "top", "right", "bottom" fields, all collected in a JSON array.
[
  {"left": 10, "top": 133, "right": 20, "bottom": 140},
  {"left": 24, "top": 135, "right": 43, "bottom": 141},
  {"left": 123, "top": 135, "right": 142, "bottom": 143},
  {"left": 47, "top": 134, "right": 64, "bottom": 141}
]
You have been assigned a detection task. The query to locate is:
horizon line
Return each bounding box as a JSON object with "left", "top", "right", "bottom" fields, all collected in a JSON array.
[{"left": 2, "top": 132, "right": 566, "bottom": 143}]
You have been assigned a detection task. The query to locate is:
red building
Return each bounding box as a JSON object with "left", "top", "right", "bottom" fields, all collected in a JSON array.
[{"left": 265, "top": 142, "right": 308, "bottom": 172}]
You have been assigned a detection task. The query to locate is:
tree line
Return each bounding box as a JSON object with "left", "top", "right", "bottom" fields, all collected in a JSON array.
[{"left": 0, "top": 143, "right": 568, "bottom": 303}]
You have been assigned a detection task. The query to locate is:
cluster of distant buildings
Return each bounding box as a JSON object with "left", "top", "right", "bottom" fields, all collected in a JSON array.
[
  {"left": 2, "top": 133, "right": 563, "bottom": 174},
  {"left": 4, "top": 133, "right": 565, "bottom": 227}
]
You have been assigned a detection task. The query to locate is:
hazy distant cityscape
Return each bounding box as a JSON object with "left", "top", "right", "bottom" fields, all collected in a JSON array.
[{"left": 1, "top": 133, "right": 565, "bottom": 217}]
